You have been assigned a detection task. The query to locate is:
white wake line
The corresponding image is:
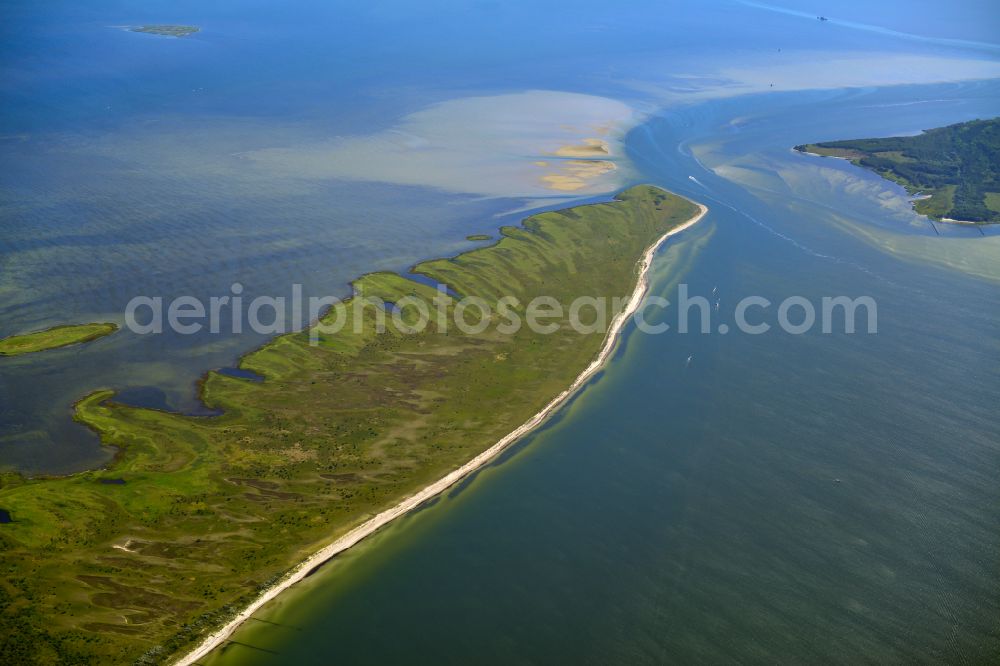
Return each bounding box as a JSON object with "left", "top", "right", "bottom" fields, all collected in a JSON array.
[{"left": 174, "top": 201, "right": 708, "bottom": 666}]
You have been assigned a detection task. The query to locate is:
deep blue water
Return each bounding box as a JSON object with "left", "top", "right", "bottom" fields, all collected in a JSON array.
[{"left": 2, "top": 0, "right": 999, "bottom": 662}]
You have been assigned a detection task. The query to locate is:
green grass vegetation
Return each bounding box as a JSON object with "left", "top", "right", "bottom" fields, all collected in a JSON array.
[
  {"left": 0, "top": 186, "right": 699, "bottom": 664},
  {"left": 0, "top": 323, "right": 118, "bottom": 357},
  {"left": 465, "top": 234, "right": 493, "bottom": 241},
  {"left": 795, "top": 117, "right": 1000, "bottom": 223},
  {"left": 129, "top": 25, "right": 199, "bottom": 37},
  {"left": 984, "top": 191, "right": 1000, "bottom": 214}
]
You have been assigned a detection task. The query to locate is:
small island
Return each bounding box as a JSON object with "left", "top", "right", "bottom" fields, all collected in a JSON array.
[
  {"left": 129, "top": 25, "right": 199, "bottom": 38},
  {"left": 465, "top": 234, "right": 493, "bottom": 241},
  {"left": 0, "top": 323, "right": 118, "bottom": 357},
  {"left": 796, "top": 117, "right": 1000, "bottom": 224}
]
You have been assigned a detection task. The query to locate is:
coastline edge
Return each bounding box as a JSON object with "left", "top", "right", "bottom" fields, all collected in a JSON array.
[{"left": 173, "top": 197, "right": 708, "bottom": 666}]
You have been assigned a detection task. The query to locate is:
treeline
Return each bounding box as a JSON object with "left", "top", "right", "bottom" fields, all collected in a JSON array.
[{"left": 810, "top": 117, "right": 999, "bottom": 222}]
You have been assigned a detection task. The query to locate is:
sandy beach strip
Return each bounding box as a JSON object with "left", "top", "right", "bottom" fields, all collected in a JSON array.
[{"left": 174, "top": 200, "right": 708, "bottom": 666}]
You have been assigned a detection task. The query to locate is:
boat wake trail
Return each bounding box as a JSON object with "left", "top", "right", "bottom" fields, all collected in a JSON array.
[{"left": 734, "top": 0, "right": 1000, "bottom": 54}]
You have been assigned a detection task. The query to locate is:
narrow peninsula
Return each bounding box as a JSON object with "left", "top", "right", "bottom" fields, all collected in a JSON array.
[
  {"left": 796, "top": 117, "right": 1000, "bottom": 224},
  {"left": 0, "top": 323, "right": 118, "bottom": 357},
  {"left": 0, "top": 187, "right": 703, "bottom": 664}
]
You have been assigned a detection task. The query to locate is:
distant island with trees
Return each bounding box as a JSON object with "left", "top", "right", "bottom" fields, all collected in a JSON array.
[
  {"left": 129, "top": 25, "right": 199, "bottom": 38},
  {"left": 796, "top": 117, "right": 1000, "bottom": 224}
]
